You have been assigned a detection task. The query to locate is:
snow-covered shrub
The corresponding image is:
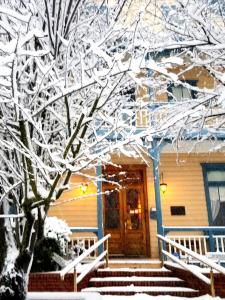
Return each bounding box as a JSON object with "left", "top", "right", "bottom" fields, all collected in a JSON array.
[{"left": 44, "top": 217, "right": 72, "bottom": 255}]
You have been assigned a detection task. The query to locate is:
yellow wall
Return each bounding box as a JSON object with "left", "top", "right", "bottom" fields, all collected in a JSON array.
[{"left": 48, "top": 172, "right": 97, "bottom": 228}]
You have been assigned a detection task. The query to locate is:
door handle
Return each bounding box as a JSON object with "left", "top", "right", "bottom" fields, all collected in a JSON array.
[{"left": 124, "top": 220, "right": 127, "bottom": 229}]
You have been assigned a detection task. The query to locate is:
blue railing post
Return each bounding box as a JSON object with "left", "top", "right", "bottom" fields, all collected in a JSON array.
[
  {"left": 150, "top": 139, "right": 163, "bottom": 236},
  {"left": 149, "top": 139, "right": 163, "bottom": 255},
  {"left": 97, "top": 163, "right": 104, "bottom": 254}
]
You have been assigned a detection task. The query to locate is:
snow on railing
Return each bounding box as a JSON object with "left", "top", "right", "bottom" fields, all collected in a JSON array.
[
  {"left": 60, "top": 234, "right": 111, "bottom": 292},
  {"left": 158, "top": 234, "right": 225, "bottom": 297}
]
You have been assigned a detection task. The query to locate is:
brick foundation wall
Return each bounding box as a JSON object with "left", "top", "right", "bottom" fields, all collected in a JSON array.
[
  {"left": 28, "top": 273, "right": 74, "bottom": 292},
  {"left": 165, "top": 263, "right": 225, "bottom": 297},
  {"left": 212, "top": 273, "right": 225, "bottom": 298}
]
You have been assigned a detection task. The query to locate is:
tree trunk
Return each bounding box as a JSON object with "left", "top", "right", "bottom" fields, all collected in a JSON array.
[
  {"left": 0, "top": 266, "right": 28, "bottom": 300},
  {"left": 0, "top": 246, "right": 33, "bottom": 300},
  {"left": 0, "top": 203, "right": 35, "bottom": 300}
]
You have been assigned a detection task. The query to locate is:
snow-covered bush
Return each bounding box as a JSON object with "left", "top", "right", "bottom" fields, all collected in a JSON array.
[{"left": 44, "top": 217, "right": 72, "bottom": 254}]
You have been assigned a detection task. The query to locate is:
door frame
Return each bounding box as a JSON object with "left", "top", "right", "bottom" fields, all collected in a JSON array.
[{"left": 102, "top": 164, "right": 150, "bottom": 257}]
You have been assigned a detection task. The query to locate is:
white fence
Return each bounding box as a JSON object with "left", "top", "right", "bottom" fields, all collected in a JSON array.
[{"left": 167, "top": 235, "right": 225, "bottom": 258}]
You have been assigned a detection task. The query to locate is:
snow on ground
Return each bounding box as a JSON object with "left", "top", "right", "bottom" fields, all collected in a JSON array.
[
  {"left": 27, "top": 293, "right": 225, "bottom": 300},
  {"left": 102, "top": 295, "right": 224, "bottom": 300},
  {"left": 27, "top": 292, "right": 101, "bottom": 300}
]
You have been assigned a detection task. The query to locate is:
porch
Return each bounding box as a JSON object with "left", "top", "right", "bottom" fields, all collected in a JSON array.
[{"left": 48, "top": 139, "right": 225, "bottom": 260}]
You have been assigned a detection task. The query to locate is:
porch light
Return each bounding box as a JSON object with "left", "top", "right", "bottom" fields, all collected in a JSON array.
[
  {"left": 160, "top": 173, "right": 167, "bottom": 194},
  {"left": 80, "top": 183, "right": 88, "bottom": 194}
]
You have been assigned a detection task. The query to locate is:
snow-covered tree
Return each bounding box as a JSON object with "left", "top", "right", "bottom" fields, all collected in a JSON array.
[
  {"left": 0, "top": 0, "right": 150, "bottom": 299},
  {"left": 146, "top": 0, "right": 225, "bottom": 141}
]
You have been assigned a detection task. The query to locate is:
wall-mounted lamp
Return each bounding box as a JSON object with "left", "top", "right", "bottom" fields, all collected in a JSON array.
[
  {"left": 160, "top": 172, "right": 167, "bottom": 194},
  {"left": 80, "top": 183, "right": 88, "bottom": 194}
]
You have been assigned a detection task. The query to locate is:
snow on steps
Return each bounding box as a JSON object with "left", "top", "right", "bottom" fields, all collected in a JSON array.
[
  {"left": 89, "top": 276, "right": 186, "bottom": 287},
  {"left": 96, "top": 267, "right": 172, "bottom": 277},
  {"left": 82, "top": 285, "right": 198, "bottom": 296},
  {"left": 108, "top": 259, "right": 161, "bottom": 269},
  {"left": 81, "top": 267, "right": 200, "bottom": 297}
]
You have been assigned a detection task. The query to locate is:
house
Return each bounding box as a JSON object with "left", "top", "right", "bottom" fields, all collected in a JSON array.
[{"left": 48, "top": 54, "right": 225, "bottom": 259}]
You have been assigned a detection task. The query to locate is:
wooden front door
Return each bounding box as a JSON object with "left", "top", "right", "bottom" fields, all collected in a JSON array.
[{"left": 103, "top": 167, "right": 148, "bottom": 256}]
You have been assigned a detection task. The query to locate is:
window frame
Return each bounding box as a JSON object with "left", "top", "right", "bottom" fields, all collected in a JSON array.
[
  {"left": 168, "top": 80, "right": 198, "bottom": 102},
  {"left": 201, "top": 163, "right": 225, "bottom": 226}
]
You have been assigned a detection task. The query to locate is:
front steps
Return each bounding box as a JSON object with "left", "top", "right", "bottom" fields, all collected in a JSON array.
[{"left": 81, "top": 265, "right": 200, "bottom": 297}]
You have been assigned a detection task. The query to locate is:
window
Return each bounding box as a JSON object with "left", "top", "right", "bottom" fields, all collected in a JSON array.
[
  {"left": 202, "top": 164, "right": 225, "bottom": 226},
  {"left": 168, "top": 80, "right": 197, "bottom": 102},
  {"left": 120, "top": 87, "right": 136, "bottom": 126}
]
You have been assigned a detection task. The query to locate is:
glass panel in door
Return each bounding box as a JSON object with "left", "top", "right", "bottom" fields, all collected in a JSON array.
[
  {"left": 105, "top": 190, "right": 120, "bottom": 229},
  {"left": 125, "top": 188, "right": 142, "bottom": 230},
  {"left": 124, "top": 187, "right": 146, "bottom": 256},
  {"left": 104, "top": 189, "right": 123, "bottom": 255}
]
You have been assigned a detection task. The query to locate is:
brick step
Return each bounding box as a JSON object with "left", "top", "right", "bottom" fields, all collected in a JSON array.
[
  {"left": 89, "top": 276, "right": 186, "bottom": 287},
  {"left": 96, "top": 268, "right": 174, "bottom": 278},
  {"left": 81, "top": 286, "right": 200, "bottom": 297}
]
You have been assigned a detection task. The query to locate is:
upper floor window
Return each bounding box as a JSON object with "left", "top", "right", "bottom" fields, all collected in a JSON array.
[
  {"left": 168, "top": 80, "right": 197, "bottom": 102},
  {"left": 202, "top": 163, "right": 225, "bottom": 226}
]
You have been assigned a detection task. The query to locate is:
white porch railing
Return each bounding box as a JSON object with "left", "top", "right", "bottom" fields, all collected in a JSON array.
[
  {"left": 166, "top": 234, "right": 225, "bottom": 258},
  {"left": 158, "top": 234, "right": 225, "bottom": 297},
  {"left": 60, "top": 234, "right": 111, "bottom": 292},
  {"left": 167, "top": 235, "right": 209, "bottom": 256}
]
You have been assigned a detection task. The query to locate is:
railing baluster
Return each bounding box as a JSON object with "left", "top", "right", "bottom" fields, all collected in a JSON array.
[
  {"left": 199, "top": 237, "right": 202, "bottom": 255},
  {"left": 215, "top": 236, "right": 219, "bottom": 252},
  {"left": 88, "top": 239, "right": 90, "bottom": 257},
  {"left": 74, "top": 266, "right": 77, "bottom": 292},
  {"left": 193, "top": 237, "right": 197, "bottom": 253},
  {"left": 178, "top": 237, "right": 182, "bottom": 256},
  {"left": 203, "top": 236, "right": 207, "bottom": 254},
  {"left": 221, "top": 237, "right": 224, "bottom": 252},
  {"left": 172, "top": 238, "right": 176, "bottom": 254},
  {"left": 184, "top": 237, "right": 188, "bottom": 261}
]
